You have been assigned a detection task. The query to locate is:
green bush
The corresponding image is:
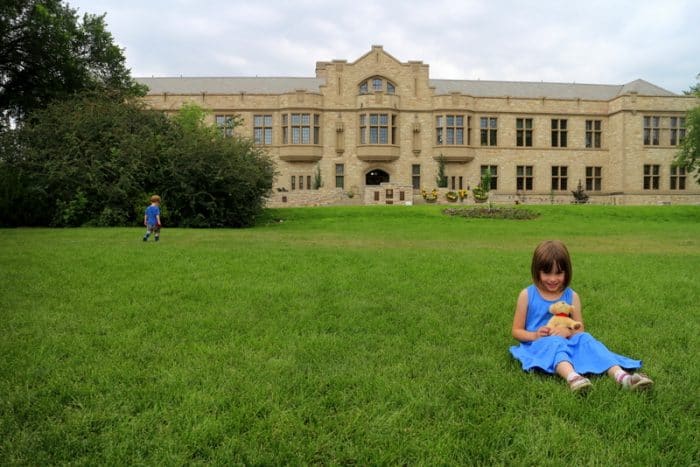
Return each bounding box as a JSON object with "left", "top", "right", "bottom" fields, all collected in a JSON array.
[{"left": 0, "top": 97, "right": 275, "bottom": 227}]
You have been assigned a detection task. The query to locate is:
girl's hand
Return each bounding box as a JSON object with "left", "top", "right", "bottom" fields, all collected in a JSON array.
[
  {"left": 535, "top": 326, "right": 551, "bottom": 339},
  {"left": 549, "top": 327, "right": 573, "bottom": 338}
]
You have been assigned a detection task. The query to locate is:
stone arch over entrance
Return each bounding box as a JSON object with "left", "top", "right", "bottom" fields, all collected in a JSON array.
[{"left": 365, "top": 169, "right": 390, "bottom": 185}]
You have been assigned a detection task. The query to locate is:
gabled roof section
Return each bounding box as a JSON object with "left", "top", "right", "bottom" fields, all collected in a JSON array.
[
  {"left": 351, "top": 44, "right": 404, "bottom": 67},
  {"left": 430, "top": 78, "right": 678, "bottom": 101},
  {"left": 137, "top": 76, "right": 325, "bottom": 95},
  {"left": 618, "top": 79, "right": 676, "bottom": 96}
]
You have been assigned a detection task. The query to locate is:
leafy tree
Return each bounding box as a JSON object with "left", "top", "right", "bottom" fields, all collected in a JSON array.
[
  {"left": 436, "top": 153, "right": 447, "bottom": 188},
  {"left": 675, "top": 76, "right": 700, "bottom": 183},
  {"left": 0, "top": 0, "right": 145, "bottom": 129},
  {"left": 0, "top": 98, "right": 275, "bottom": 227},
  {"left": 158, "top": 105, "right": 275, "bottom": 227},
  {"left": 313, "top": 163, "right": 323, "bottom": 189},
  {"left": 0, "top": 94, "right": 171, "bottom": 226}
]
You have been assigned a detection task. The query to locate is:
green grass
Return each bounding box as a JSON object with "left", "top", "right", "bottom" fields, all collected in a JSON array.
[{"left": 1, "top": 205, "right": 699, "bottom": 465}]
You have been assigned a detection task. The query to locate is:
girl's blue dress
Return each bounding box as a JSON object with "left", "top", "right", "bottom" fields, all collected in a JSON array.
[{"left": 509, "top": 285, "right": 642, "bottom": 374}]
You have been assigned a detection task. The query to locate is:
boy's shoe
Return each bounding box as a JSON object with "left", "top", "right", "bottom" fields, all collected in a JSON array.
[
  {"left": 155, "top": 236, "right": 159, "bottom": 242},
  {"left": 624, "top": 373, "right": 654, "bottom": 391},
  {"left": 143, "top": 236, "right": 147, "bottom": 242},
  {"left": 568, "top": 375, "right": 592, "bottom": 394}
]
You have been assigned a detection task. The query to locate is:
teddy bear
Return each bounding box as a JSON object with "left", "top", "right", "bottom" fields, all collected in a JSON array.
[{"left": 546, "top": 301, "right": 582, "bottom": 331}]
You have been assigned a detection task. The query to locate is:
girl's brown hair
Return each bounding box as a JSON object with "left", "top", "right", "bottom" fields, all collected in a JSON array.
[{"left": 531, "top": 240, "right": 572, "bottom": 289}]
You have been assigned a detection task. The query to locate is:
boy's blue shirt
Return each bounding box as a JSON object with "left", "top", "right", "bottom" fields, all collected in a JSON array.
[{"left": 145, "top": 205, "right": 160, "bottom": 225}]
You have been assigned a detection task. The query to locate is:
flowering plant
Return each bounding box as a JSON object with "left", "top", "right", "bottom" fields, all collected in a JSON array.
[
  {"left": 446, "top": 191, "right": 458, "bottom": 201},
  {"left": 458, "top": 189, "right": 469, "bottom": 200},
  {"left": 421, "top": 188, "right": 438, "bottom": 201}
]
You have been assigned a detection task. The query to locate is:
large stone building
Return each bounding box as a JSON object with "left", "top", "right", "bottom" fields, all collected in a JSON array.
[{"left": 137, "top": 46, "right": 699, "bottom": 206}]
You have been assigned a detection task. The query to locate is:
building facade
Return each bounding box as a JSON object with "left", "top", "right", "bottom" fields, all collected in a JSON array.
[{"left": 137, "top": 46, "right": 699, "bottom": 206}]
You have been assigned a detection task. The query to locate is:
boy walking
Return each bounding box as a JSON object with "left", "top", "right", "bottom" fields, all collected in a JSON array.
[{"left": 143, "top": 195, "right": 162, "bottom": 242}]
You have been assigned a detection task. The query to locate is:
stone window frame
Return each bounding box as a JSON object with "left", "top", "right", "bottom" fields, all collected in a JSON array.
[
  {"left": 585, "top": 120, "right": 602, "bottom": 149},
  {"left": 412, "top": 164, "right": 421, "bottom": 190},
  {"left": 480, "top": 117, "right": 498, "bottom": 146},
  {"left": 670, "top": 116, "right": 686, "bottom": 146},
  {"left": 436, "top": 114, "right": 467, "bottom": 145},
  {"left": 282, "top": 112, "right": 320, "bottom": 145},
  {"left": 358, "top": 76, "right": 396, "bottom": 95},
  {"left": 643, "top": 164, "right": 660, "bottom": 190},
  {"left": 585, "top": 166, "right": 602, "bottom": 191},
  {"left": 215, "top": 114, "right": 235, "bottom": 138},
  {"left": 253, "top": 114, "right": 273, "bottom": 145},
  {"left": 335, "top": 164, "right": 345, "bottom": 189},
  {"left": 516, "top": 118, "right": 533, "bottom": 147},
  {"left": 670, "top": 165, "right": 686, "bottom": 190},
  {"left": 551, "top": 119, "right": 568, "bottom": 148},
  {"left": 359, "top": 112, "right": 397, "bottom": 145},
  {"left": 551, "top": 165, "right": 569, "bottom": 191},
  {"left": 480, "top": 165, "right": 499, "bottom": 190},
  {"left": 643, "top": 116, "right": 660, "bottom": 146},
  {"left": 516, "top": 165, "right": 533, "bottom": 191}
]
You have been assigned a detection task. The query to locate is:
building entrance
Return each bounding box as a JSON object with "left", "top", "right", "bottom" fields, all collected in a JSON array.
[{"left": 366, "top": 169, "right": 390, "bottom": 185}]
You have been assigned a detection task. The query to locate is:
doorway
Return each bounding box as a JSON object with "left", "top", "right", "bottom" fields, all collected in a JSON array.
[{"left": 365, "top": 169, "right": 390, "bottom": 185}]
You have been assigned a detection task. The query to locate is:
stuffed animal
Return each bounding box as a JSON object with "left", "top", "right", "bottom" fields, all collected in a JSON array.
[{"left": 546, "top": 301, "right": 582, "bottom": 331}]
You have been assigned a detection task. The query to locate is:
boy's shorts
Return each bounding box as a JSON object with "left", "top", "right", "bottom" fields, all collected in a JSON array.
[{"left": 147, "top": 223, "right": 161, "bottom": 234}]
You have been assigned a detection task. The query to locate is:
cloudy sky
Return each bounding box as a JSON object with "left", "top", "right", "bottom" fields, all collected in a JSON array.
[{"left": 67, "top": 0, "right": 699, "bottom": 94}]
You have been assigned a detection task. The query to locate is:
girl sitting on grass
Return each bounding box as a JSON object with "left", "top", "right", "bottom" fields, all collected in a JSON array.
[{"left": 510, "top": 240, "right": 653, "bottom": 393}]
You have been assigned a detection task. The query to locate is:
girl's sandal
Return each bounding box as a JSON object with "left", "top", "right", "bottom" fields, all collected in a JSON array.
[
  {"left": 568, "top": 374, "right": 592, "bottom": 393},
  {"left": 625, "top": 373, "right": 654, "bottom": 391}
]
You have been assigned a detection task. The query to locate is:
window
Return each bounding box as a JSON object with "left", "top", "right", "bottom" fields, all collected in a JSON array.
[
  {"left": 670, "top": 165, "right": 686, "bottom": 190},
  {"left": 291, "top": 175, "right": 296, "bottom": 190},
  {"left": 585, "top": 166, "right": 602, "bottom": 191},
  {"left": 436, "top": 115, "right": 465, "bottom": 145},
  {"left": 412, "top": 164, "right": 421, "bottom": 189},
  {"left": 299, "top": 175, "right": 304, "bottom": 190},
  {"left": 516, "top": 165, "right": 533, "bottom": 191},
  {"left": 551, "top": 119, "right": 567, "bottom": 147},
  {"left": 358, "top": 76, "right": 396, "bottom": 95},
  {"left": 282, "top": 113, "right": 320, "bottom": 144},
  {"left": 643, "top": 164, "right": 660, "bottom": 190},
  {"left": 335, "top": 164, "right": 345, "bottom": 189},
  {"left": 643, "top": 116, "right": 660, "bottom": 146},
  {"left": 585, "top": 120, "right": 602, "bottom": 148},
  {"left": 480, "top": 165, "right": 498, "bottom": 190},
  {"left": 480, "top": 117, "right": 497, "bottom": 146},
  {"left": 253, "top": 114, "right": 272, "bottom": 145},
  {"left": 215, "top": 114, "right": 235, "bottom": 137},
  {"left": 516, "top": 118, "right": 533, "bottom": 147},
  {"left": 360, "top": 113, "right": 397, "bottom": 144},
  {"left": 551, "top": 166, "right": 568, "bottom": 191},
  {"left": 670, "top": 117, "right": 686, "bottom": 146}
]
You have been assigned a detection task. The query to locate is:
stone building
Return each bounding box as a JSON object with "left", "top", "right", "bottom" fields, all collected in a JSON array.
[{"left": 137, "top": 45, "right": 699, "bottom": 206}]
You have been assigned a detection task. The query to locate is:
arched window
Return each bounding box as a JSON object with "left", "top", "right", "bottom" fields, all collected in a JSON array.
[{"left": 358, "top": 76, "right": 396, "bottom": 95}]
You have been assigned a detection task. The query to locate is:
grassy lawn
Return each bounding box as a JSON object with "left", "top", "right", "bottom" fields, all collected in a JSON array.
[{"left": 1, "top": 205, "right": 699, "bottom": 465}]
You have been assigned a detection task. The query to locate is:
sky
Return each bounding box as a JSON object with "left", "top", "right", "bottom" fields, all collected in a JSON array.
[{"left": 67, "top": 0, "right": 699, "bottom": 94}]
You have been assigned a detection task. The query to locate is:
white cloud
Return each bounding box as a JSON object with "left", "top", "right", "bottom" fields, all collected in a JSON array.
[{"left": 67, "top": 0, "right": 700, "bottom": 92}]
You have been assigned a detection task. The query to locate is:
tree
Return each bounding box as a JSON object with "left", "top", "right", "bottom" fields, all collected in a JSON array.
[
  {"left": 157, "top": 104, "right": 276, "bottom": 227},
  {"left": 436, "top": 153, "right": 447, "bottom": 188},
  {"left": 0, "top": 0, "right": 145, "bottom": 129},
  {"left": 675, "top": 76, "right": 700, "bottom": 183},
  {"left": 0, "top": 99, "right": 275, "bottom": 227},
  {"left": 0, "top": 94, "right": 171, "bottom": 226},
  {"left": 313, "top": 163, "right": 323, "bottom": 189}
]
